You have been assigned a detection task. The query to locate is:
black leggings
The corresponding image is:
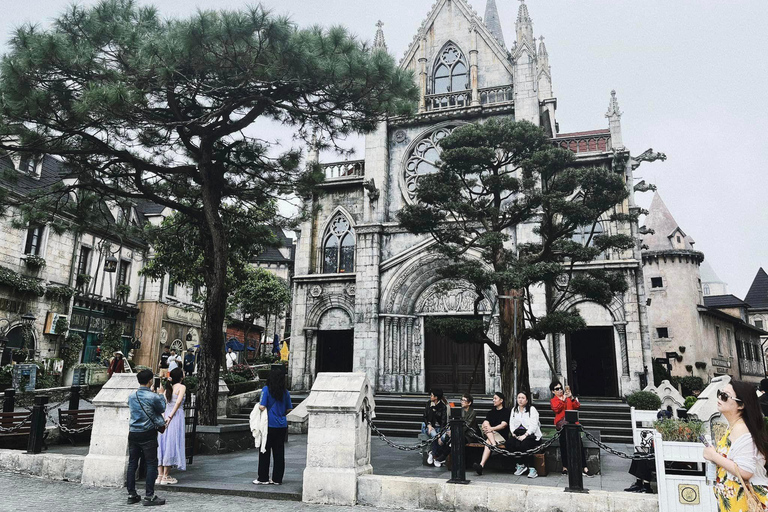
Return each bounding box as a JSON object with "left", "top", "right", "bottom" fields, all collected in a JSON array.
[
  {"left": 507, "top": 436, "right": 539, "bottom": 467},
  {"left": 258, "top": 427, "right": 287, "bottom": 483}
]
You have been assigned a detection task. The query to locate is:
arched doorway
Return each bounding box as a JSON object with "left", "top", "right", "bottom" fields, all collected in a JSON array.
[
  {"left": 315, "top": 308, "right": 353, "bottom": 373},
  {"left": 0, "top": 326, "right": 28, "bottom": 366},
  {"left": 565, "top": 301, "right": 619, "bottom": 397}
]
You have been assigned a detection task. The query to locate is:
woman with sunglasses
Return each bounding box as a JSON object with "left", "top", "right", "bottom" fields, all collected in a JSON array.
[
  {"left": 704, "top": 381, "right": 768, "bottom": 511},
  {"left": 550, "top": 381, "right": 588, "bottom": 476}
]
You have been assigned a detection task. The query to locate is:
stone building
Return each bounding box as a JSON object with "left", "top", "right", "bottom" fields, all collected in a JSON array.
[
  {"left": 700, "top": 260, "right": 729, "bottom": 297},
  {"left": 289, "top": 0, "right": 656, "bottom": 398},
  {"left": 641, "top": 192, "right": 766, "bottom": 383},
  {"left": 0, "top": 153, "right": 146, "bottom": 368},
  {"left": 745, "top": 267, "right": 768, "bottom": 351}
]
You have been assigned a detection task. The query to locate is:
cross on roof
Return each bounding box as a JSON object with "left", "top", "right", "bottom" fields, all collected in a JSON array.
[{"left": 376, "top": 20, "right": 384, "bottom": 29}]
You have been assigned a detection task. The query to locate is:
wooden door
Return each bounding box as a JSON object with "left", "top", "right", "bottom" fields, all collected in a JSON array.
[{"left": 425, "top": 318, "right": 485, "bottom": 394}]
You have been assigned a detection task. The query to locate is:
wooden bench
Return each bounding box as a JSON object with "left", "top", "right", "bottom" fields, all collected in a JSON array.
[
  {"left": 58, "top": 409, "right": 95, "bottom": 445},
  {"left": 0, "top": 411, "right": 33, "bottom": 448}
]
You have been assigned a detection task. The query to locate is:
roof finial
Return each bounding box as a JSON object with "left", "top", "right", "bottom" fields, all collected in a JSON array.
[
  {"left": 606, "top": 90, "right": 622, "bottom": 118},
  {"left": 517, "top": 0, "right": 532, "bottom": 23},
  {"left": 538, "top": 35, "right": 548, "bottom": 55},
  {"left": 483, "top": 0, "right": 506, "bottom": 47},
  {"left": 606, "top": 90, "right": 624, "bottom": 149},
  {"left": 373, "top": 20, "right": 387, "bottom": 51}
]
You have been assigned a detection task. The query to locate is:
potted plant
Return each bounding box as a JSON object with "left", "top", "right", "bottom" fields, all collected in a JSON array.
[
  {"left": 76, "top": 273, "right": 92, "bottom": 291},
  {"left": 23, "top": 255, "right": 46, "bottom": 273},
  {"left": 115, "top": 284, "right": 131, "bottom": 303},
  {"left": 11, "top": 348, "right": 28, "bottom": 363}
]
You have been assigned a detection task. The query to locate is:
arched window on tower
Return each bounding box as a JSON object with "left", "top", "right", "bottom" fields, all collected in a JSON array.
[
  {"left": 432, "top": 43, "right": 469, "bottom": 94},
  {"left": 322, "top": 214, "right": 355, "bottom": 273},
  {"left": 571, "top": 221, "right": 607, "bottom": 260}
]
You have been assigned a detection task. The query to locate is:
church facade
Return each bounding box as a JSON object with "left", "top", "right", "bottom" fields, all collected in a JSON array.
[{"left": 289, "top": 0, "right": 655, "bottom": 398}]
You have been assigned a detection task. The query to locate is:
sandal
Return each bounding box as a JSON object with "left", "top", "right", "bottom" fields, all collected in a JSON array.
[{"left": 163, "top": 476, "right": 178, "bottom": 485}]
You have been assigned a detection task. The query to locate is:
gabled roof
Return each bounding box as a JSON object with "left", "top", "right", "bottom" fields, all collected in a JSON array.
[
  {"left": 642, "top": 192, "right": 696, "bottom": 252},
  {"left": 745, "top": 267, "right": 768, "bottom": 309},
  {"left": 399, "top": 0, "right": 512, "bottom": 74},
  {"left": 254, "top": 226, "right": 294, "bottom": 264},
  {"left": 703, "top": 294, "right": 750, "bottom": 309}
]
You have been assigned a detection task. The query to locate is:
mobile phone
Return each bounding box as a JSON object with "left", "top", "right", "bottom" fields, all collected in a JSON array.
[
  {"left": 153, "top": 377, "right": 160, "bottom": 391},
  {"left": 699, "top": 435, "right": 711, "bottom": 447}
]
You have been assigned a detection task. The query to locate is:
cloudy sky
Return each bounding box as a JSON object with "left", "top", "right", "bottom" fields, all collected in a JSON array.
[{"left": 2, "top": 0, "right": 766, "bottom": 297}]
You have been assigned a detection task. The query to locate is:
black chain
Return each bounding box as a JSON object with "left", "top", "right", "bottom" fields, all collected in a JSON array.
[
  {"left": 465, "top": 427, "right": 562, "bottom": 457},
  {"left": 363, "top": 410, "right": 450, "bottom": 451},
  {"left": 0, "top": 411, "right": 33, "bottom": 433},
  {"left": 47, "top": 409, "right": 93, "bottom": 434},
  {"left": 581, "top": 428, "right": 655, "bottom": 460}
]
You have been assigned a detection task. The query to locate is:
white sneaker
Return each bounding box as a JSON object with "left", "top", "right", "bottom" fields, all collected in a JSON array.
[
  {"left": 427, "top": 453, "right": 434, "bottom": 465},
  {"left": 514, "top": 464, "right": 527, "bottom": 476},
  {"left": 253, "top": 479, "right": 270, "bottom": 485},
  {"left": 434, "top": 459, "right": 443, "bottom": 468},
  {"left": 528, "top": 468, "right": 538, "bottom": 479}
]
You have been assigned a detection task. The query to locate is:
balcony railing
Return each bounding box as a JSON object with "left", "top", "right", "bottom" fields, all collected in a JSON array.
[
  {"left": 738, "top": 357, "right": 765, "bottom": 377},
  {"left": 555, "top": 132, "right": 612, "bottom": 154},
  {"left": 425, "top": 90, "right": 471, "bottom": 111},
  {"left": 320, "top": 160, "right": 364, "bottom": 180},
  {"left": 479, "top": 85, "right": 513, "bottom": 106}
]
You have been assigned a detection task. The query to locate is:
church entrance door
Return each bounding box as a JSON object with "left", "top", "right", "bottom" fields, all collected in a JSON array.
[
  {"left": 566, "top": 327, "right": 618, "bottom": 398},
  {"left": 316, "top": 330, "right": 354, "bottom": 373},
  {"left": 424, "top": 317, "right": 485, "bottom": 394}
]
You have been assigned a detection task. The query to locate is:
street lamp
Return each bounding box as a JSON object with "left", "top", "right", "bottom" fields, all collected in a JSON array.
[{"left": 104, "top": 255, "right": 118, "bottom": 272}]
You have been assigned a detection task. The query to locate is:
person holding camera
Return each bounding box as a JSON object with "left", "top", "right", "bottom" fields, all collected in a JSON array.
[
  {"left": 550, "top": 381, "right": 588, "bottom": 476},
  {"left": 126, "top": 369, "right": 168, "bottom": 506}
]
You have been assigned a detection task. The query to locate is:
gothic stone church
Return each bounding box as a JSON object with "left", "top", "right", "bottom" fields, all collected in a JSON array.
[{"left": 289, "top": 0, "right": 654, "bottom": 399}]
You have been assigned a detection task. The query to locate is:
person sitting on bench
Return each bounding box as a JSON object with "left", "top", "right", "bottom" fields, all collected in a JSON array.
[
  {"left": 473, "top": 392, "right": 510, "bottom": 475},
  {"left": 422, "top": 388, "right": 448, "bottom": 442},
  {"left": 430, "top": 394, "right": 479, "bottom": 467},
  {"left": 509, "top": 390, "right": 542, "bottom": 478}
]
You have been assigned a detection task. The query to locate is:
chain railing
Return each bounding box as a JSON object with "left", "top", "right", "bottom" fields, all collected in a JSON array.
[
  {"left": 46, "top": 408, "right": 93, "bottom": 434},
  {"left": 464, "top": 427, "right": 562, "bottom": 457},
  {"left": 0, "top": 411, "right": 33, "bottom": 433},
  {"left": 363, "top": 410, "right": 450, "bottom": 451},
  {"left": 581, "top": 428, "right": 655, "bottom": 460}
]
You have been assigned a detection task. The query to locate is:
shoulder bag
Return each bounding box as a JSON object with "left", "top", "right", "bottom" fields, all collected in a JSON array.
[
  {"left": 135, "top": 391, "right": 166, "bottom": 434},
  {"left": 732, "top": 461, "right": 763, "bottom": 512}
]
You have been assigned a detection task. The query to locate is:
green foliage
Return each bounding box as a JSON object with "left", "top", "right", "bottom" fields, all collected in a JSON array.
[
  {"left": 76, "top": 273, "right": 92, "bottom": 288},
  {"left": 654, "top": 418, "right": 705, "bottom": 442},
  {"left": 45, "top": 284, "right": 76, "bottom": 304},
  {"left": 23, "top": 255, "right": 46, "bottom": 271},
  {"left": 396, "top": 118, "right": 635, "bottom": 392},
  {"left": 229, "top": 363, "right": 256, "bottom": 381},
  {"left": 684, "top": 396, "right": 698, "bottom": 410},
  {"left": 0, "top": 365, "right": 13, "bottom": 389},
  {"left": 100, "top": 323, "right": 124, "bottom": 362},
  {"left": 229, "top": 267, "right": 291, "bottom": 322},
  {"left": 35, "top": 373, "right": 58, "bottom": 389},
  {"left": 0, "top": 265, "right": 45, "bottom": 295},
  {"left": 115, "top": 285, "right": 131, "bottom": 298},
  {"left": 184, "top": 375, "right": 198, "bottom": 393},
  {"left": 60, "top": 333, "right": 83, "bottom": 369},
  {"left": 132, "top": 365, "right": 151, "bottom": 373},
  {"left": 626, "top": 391, "right": 662, "bottom": 411},
  {"left": 669, "top": 376, "right": 705, "bottom": 397},
  {"left": 223, "top": 372, "right": 248, "bottom": 387},
  {"left": 54, "top": 316, "right": 69, "bottom": 337},
  {"left": 653, "top": 359, "right": 671, "bottom": 386}
]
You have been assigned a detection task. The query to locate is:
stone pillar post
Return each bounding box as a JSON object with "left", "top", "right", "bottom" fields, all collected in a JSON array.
[
  {"left": 469, "top": 26, "right": 479, "bottom": 106},
  {"left": 418, "top": 33, "right": 427, "bottom": 113},
  {"left": 81, "top": 373, "right": 139, "bottom": 487},
  {"left": 216, "top": 377, "right": 230, "bottom": 419},
  {"left": 303, "top": 373, "right": 375, "bottom": 505},
  {"left": 615, "top": 322, "right": 630, "bottom": 376}
]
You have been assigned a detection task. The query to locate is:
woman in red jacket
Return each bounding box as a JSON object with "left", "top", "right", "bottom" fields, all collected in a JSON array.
[{"left": 550, "top": 381, "right": 588, "bottom": 475}]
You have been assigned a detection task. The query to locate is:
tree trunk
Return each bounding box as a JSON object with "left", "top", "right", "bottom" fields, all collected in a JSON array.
[
  {"left": 196, "top": 172, "right": 229, "bottom": 426},
  {"left": 498, "top": 287, "right": 528, "bottom": 399}
]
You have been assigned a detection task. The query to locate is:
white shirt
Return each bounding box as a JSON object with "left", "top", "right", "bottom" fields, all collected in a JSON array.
[
  {"left": 725, "top": 433, "right": 768, "bottom": 486},
  {"left": 167, "top": 354, "right": 181, "bottom": 372},
  {"left": 226, "top": 351, "right": 237, "bottom": 369},
  {"left": 509, "top": 405, "right": 543, "bottom": 441}
]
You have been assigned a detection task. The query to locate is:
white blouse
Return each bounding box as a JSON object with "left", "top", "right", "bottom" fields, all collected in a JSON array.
[
  {"left": 509, "top": 405, "right": 542, "bottom": 441},
  {"left": 725, "top": 433, "right": 768, "bottom": 487}
]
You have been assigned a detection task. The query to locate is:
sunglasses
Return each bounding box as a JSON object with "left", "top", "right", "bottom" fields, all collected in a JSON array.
[
  {"left": 717, "top": 390, "right": 743, "bottom": 403},
  {"left": 553, "top": 386, "right": 563, "bottom": 391}
]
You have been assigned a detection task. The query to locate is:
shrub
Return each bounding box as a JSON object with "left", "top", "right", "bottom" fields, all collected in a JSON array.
[
  {"left": 654, "top": 418, "right": 705, "bottom": 442},
  {"left": 223, "top": 372, "right": 247, "bottom": 386},
  {"left": 0, "top": 265, "right": 46, "bottom": 295},
  {"left": 45, "top": 284, "right": 76, "bottom": 304},
  {"left": 0, "top": 365, "right": 13, "bottom": 389},
  {"left": 652, "top": 359, "right": 670, "bottom": 386},
  {"left": 60, "top": 333, "right": 83, "bottom": 369},
  {"left": 184, "top": 375, "right": 198, "bottom": 393},
  {"left": 684, "top": 396, "right": 697, "bottom": 410},
  {"left": 230, "top": 363, "right": 256, "bottom": 380},
  {"left": 626, "top": 391, "right": 662, "bottom": 411},
  {"left": 36, "top": 373, "right": 58, "bottom": 389},
  {"left": 670, "top": 376, "right": 705, "bottom": 397}
]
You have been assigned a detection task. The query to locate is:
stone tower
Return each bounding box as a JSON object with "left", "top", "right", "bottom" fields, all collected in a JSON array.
[{"left": 641, "top": 192, "right": 705, "bottom": 377}]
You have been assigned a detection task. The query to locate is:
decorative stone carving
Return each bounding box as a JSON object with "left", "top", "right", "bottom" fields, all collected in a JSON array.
[
  {"left": 345, "top": 283, "right": 356, "bottom": 297},
  {"left": 415, "top": 282, "right": 490, "bottom": 314},
  {"left": 631, "top": 148, "right": 667, "bottom": 170},
  {"left": 394, "top": 130, "right": 407, "bottom": 144},
  {"left": 160, "top": 327, "right": 168, "bottom": 344},
  {"left": 363, "top": 179, "right": 379, "bottom": 202},
  {"left": 310, "top": 285, "right": 323, "bottom": 298}
]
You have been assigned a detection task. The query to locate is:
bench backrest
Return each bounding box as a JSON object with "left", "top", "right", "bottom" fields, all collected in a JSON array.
[
  {"left": 0, "top": 411, "right": 32, "bottom": 435},
  {"left": 58, "top": 409, "right": 95, "bottom": 427}
]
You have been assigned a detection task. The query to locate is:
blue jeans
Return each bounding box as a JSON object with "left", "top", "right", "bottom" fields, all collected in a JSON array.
[
  {"left": 126, "top": 430, "right": 159, "bottom": 497},
  {"left": 421, "top": 422, "right": 441, "bottom": 438}
]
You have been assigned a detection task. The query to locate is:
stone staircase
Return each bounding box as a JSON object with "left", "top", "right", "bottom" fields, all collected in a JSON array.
[{"left": 224, "top": 392, "right": 632, "bottom": 444}]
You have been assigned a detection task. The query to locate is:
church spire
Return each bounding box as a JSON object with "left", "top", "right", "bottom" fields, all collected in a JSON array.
[
  {"left": 516, "top": 0, "right": 534, "bottom": 46},
  {"left": 537, "top": 36, "right": 553, "bottom": 99},
  {"left": 483, "top": 0, "right": 505, "bottom": 47},
  {"left": 605, "top": 89, "right": 624, "bottom": 149},
  {"left": 373, "top": 20, "right": 387, "bottom": 52}
]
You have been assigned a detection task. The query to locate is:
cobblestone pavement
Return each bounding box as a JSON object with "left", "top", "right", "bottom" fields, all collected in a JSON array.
[{"left": 2, "top": 472, "right": 411, "bottom": 512}]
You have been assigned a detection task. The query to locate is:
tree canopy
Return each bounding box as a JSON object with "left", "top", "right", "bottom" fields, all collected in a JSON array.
[
  {"left": 398, "top": 118, "right": 635, "bottom": 394},
  {"left": 0, "top": 0, "right": 418, "bottom": 423}
]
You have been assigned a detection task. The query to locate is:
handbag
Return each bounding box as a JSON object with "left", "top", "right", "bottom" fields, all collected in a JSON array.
[
  {"left": 732, "top": 461, "right": 764, "bottom": 512},
  {"left": 135, "top": 391, "right": 166, "bottom": 434}
]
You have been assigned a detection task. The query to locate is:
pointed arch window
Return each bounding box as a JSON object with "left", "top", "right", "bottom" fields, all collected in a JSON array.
[
  {"left": 571, "top": 221, "right": 607, "bottom": 260},
  {"left": 322, "top": 214, "right": 355, "bottom": 273},
  {"left": 432, "top": 44, "right": 469, "bottom": 94}
]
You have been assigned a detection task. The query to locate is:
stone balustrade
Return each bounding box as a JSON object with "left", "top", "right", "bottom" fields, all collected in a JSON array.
[
  {"left": 479, "top": 85, "right": 513, "bottom": 106},
  {"left": 425, "top": 90, "right": 471, "bottom": 111},
  {"left": 321, "top": 160, "right": 365, "bottom": 180}
]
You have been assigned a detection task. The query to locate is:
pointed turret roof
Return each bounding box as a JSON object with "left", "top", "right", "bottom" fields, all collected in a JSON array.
[
  {"left": 483, "top": 0, "right": 505, "bottom": 47},
  {"left": 745, "top": 268, "right": 768, "bottom": 309},
  {"left": 642, "top": 192, "right": 697, "bottom": 252},
  {"left": 373, "top": 20, "right": 387, "bottom": 51},
  {"left": 538, "top": 35, "right": 548, "bottom": 57},
  {"left": 517, "top": 0, "right": 532, "bottom": 22}
]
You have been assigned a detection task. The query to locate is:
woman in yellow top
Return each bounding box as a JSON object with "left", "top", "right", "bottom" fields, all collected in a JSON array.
[{"left": 703, "top": 380, "right": 768, "bottom": 511}]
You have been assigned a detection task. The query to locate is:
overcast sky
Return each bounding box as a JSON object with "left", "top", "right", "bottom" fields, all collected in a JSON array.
[{"left": 2, "top": 0, "right": 766, "bottom": 297}]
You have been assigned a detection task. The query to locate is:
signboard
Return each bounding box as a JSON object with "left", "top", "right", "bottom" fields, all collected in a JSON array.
[
  {"left": 678, "top": 483, "right": 700, "bottom": 505},
  {"left": 711, "top": 358, "right": 731, "bottom": 368},
  {"left": 12, "top": 364, "right": 37, "bottom": 392},
  {"left": 44, "top": 312, "right": 68, "bottom": 335}
]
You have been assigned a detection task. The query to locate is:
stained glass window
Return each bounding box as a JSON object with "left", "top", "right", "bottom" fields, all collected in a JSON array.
[{"left": 322, "top": 214, "right": 355, "bottom": 273}]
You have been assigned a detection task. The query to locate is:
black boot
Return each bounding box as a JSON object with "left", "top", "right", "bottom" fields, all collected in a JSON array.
[
  {"left": 473, "top": 463, "right": 483, "bottom": 475},
  {"left": 624, "top": 479, "right": 643, "bottom": 492},
  {"left": 638, "top": 482, "right": 654, "bottom": 494}
]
